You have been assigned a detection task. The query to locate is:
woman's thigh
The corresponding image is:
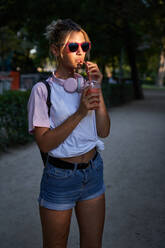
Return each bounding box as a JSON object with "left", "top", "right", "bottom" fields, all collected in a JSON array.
[
  {"left": 75, "top": 193, "right": 105, "bottom": 248},
  {"left": 39, "top": 206, "right": 73, "bottom": 248}
]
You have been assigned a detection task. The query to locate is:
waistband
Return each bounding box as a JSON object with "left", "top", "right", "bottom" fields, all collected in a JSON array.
[{"left": 48, "top": 151, "right": 98, "bottom": 170}]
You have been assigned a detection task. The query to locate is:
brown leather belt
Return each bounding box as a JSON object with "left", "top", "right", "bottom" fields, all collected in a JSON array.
[{"left": 48, "top": 151, "right": 98, "bottom": 170}]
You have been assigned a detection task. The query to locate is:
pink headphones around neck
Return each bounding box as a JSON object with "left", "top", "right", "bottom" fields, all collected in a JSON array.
[{"left": 53, "top": 72, "right": 89, "bottom": 93}]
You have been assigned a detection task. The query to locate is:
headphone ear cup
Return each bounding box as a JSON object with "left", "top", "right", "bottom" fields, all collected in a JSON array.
[{"left": 64, "top": 78, "right": 77, "bottom": 93}]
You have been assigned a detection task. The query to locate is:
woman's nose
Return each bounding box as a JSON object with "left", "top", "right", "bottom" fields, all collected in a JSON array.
[{"left": 76, "top": 45, "right": 83, "bottom": 54}]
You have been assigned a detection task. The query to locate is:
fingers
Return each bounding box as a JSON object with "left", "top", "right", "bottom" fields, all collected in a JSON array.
[
  {"left": 82, "top": 86, "right": 100, "bottom": 99},
  {"left": 81, "top": 87, "right": 100, "bottom": 111},
  {"left": 85, "top": 62, "right": 98, "bottom": 75},
  {"left": 83, "top": 98, "right": 100, "bottom": 111},
  {"left": 86, "top": 61, "right": 99, "bottom": 71},
  {"left": 85, "top": 61, "right": 103, "bottom": 83},
  {"left": 82, "top": 86, "right": 90, "bottom": 97},
  {"left": 78, "top": 86, "right": 100, "bottom": 118}
]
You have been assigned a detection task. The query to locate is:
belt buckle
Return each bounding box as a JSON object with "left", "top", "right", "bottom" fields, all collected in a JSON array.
[{"left": 79, "top": 161, "right": 90, "bottom": 169}]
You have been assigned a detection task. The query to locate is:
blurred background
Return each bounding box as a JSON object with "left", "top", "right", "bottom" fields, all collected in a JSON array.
[{"left": 1, "top": 0, "right": 165, "bottom": 90}]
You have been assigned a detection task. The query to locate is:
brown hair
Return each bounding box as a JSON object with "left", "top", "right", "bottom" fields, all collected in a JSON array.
[{"left": 45, "top": 19, "right": 90, "bottom": 59}]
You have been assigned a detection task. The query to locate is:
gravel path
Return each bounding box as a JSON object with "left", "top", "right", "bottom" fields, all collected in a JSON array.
[{"left": 0, "top": 89, "right": 165, "bottom": 248}]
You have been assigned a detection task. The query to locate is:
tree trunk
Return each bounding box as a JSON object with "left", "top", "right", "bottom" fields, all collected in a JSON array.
[
  {"left": 99, "top": 59, "right": 106, "bottom": 78},
  {"left": 156, "top": 49, "right": 165, "bottom": 87},
  {"left": 112, "top": 57, "right": 116, "bottom": 77},
  {"left": 124, "top": 25, "right": 144, "bottom": 100}
]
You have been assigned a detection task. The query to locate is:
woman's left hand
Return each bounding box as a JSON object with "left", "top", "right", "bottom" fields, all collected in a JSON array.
[{"left": 85, "top": 61, "right": 103, "bottom": 84}]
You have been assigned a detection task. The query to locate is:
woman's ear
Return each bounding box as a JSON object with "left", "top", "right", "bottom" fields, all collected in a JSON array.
[{"left": 50, "top": 44, "right": 60, "bottom": 57}]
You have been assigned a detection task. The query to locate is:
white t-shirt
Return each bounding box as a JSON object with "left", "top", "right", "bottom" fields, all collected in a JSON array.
[{"left": 27, "top": 73, "right": 104, "bottom": 158}]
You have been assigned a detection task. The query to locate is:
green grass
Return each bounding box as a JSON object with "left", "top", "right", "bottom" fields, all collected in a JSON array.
[{"left": 142, "top": 84, "right": 165, "bottom": 90}]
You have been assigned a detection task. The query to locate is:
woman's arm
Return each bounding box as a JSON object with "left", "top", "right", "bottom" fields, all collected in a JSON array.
[
  {"left": 86, "top": 61, "right": 110, "bottom": 138},
  {"left": 95, "top": 89, "right": 110, "bottom": 138},
  {"left": 34, "top": 110, "right": 84, "bottom": 153}
]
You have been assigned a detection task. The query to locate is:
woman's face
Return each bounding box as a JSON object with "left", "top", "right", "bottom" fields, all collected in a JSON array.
[{"left": 59, "top": 31, "right": 87, "bottom": 70}]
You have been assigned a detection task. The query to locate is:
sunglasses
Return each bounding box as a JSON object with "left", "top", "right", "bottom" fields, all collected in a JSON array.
[{"left": 66, "top": 42, "right": 91, "bottom": 53}]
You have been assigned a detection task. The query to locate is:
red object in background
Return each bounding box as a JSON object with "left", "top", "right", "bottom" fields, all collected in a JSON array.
[{"left": 10, "top": 71, "right": 20, "bottom": 90}]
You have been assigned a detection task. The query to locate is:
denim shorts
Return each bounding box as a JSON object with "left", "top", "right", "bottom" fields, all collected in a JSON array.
[{"left": 38, "top": 152, "right": 105, "bottom": 210}]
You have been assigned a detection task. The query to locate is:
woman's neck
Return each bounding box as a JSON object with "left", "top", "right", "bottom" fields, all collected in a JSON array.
[{"left": 55, "top": 66, "right": 75, "bottom": 79}]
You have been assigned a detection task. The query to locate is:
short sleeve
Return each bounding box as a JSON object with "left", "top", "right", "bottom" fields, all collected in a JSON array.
[{"left": 27, "top": 82, "right": 50, "bottom": 134}]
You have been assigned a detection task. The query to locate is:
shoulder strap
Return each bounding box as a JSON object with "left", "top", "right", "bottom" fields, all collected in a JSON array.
[
  {"left": 42, "top": 80, "right": 51, "bottom": 116},
  {"left": 40, "top": 80, "right": 51, "bottom": 167}
]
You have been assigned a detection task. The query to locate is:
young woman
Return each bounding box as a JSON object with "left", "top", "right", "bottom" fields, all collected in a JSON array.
[{"left": 28, "top": 19, "right": 110, "bottom": 248}]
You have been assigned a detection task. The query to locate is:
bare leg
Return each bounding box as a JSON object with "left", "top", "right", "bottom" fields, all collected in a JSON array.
[
  {"left": 75, "top": 193, "right": 105, "bottom": 248},
  {"left": 39, "top": 206, "right": 73, "bottom": 248}
]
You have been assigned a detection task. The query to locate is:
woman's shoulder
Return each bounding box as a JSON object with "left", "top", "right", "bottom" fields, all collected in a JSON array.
[
  {"left": 31, "top": 81, "right": 49, "bottom": 99},
  {"left": 32, "top": 81, "right": 47, "bottom": 91}
]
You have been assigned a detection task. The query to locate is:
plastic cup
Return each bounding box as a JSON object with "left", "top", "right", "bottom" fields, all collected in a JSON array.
[{"left": 86, "top": 81, "right": 101, "bottom": 104}]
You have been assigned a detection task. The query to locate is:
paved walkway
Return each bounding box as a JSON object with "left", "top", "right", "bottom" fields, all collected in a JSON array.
[{"left": 0, "top": 89, "right": 165, "bottom": 248}]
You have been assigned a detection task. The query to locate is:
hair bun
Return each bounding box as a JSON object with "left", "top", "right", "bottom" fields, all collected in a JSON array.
[
  {"left": 44, "top": 19, "right": 60, "bottom": 41},
  {"left": 44, "top": 19, "right": 82, "bottom": 45}
]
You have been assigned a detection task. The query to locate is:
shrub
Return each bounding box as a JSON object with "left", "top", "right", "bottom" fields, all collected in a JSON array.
[
  {"left": 102, "top": 78, "right": 134, "bottom": 107},
  {"left": 0, "top": 90, "right": 33, "bottom": 151}
]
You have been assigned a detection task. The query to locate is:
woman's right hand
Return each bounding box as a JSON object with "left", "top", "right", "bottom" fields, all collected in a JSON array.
[{"left": 77, "top": 87, "right": 100, "bottom": 117}]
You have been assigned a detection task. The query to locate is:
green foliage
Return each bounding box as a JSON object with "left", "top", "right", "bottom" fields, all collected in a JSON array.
[
  {"left": 0, "top": 90, "right": 33, "bottom": 151},
  {"left": 1, "top": 0, "right": 165, "bottom": 94},
  {"left": 0, "top": 25, "right": 37, "bottom": 72},
  {"left": 0, "top": 26, "right": 19, "bottom": 57},
  {"left": 102, "top": 78, "right": 134, "bottom": 108},
  {"left": 141, "top": 77, "right": 155, "bottom": 85}
]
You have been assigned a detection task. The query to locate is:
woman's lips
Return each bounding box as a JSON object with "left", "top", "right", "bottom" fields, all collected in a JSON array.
[
  {"left": 76, "top": 59, "right": 84, "bottom": 69},
  {"left": 76, "top": 59, "right": 84, "bottom": 64}
]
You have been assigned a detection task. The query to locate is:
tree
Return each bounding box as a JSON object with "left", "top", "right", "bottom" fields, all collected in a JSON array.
[
  {"left": 1, "top": 0, "right": 165, "bottom": 91},
  {"left": 72, "top": 0, "right": 145, "bottom": 99},
  {"left": 0, "top": 26, "right": 20, "bottom": 71},
  {"left": 157, "top": 43, "right": 165, "bottom": 87},
  {"left": 138, "top": 0, "right": 165, "bottom": 86}
]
